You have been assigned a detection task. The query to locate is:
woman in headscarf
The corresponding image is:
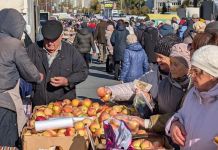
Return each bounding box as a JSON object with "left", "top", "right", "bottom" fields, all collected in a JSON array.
[
  {"left": 166, "top": 45, "right": 218, "bottom": 150},
  {"left": 115, "top": 43, "right": 191, "bottom": 134}
]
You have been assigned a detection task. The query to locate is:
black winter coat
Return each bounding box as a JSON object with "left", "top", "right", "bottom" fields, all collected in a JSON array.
[
  {"left": 27, "top": 41, "right": 88, "bottom": 106},
  {"left": 73, "top": 28, "right": 96, "bottom": 54},
  {"left": 111, "top": 25, "right": 129, "bottom": 61},
  {"left": 141, "top": 27, "right": 159, "bottom": 63}
]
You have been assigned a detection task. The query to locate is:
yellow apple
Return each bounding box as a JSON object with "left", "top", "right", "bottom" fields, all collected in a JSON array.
[
  {"left": 44, "top": 107, "right": 53, "bottom": 116},
  {"left": 140, "top": 140, "right": 153, "bottom": 150},
  {"left": 90, "top": 122, "right": 101, "bottom": 133},
  {"left": 79, "top": 105, "right": 88, "bottom": 114},
  {"left": 82, "top": 98, "right": 92, "bottom": 108},
  {"left": 71, "top": 99, "right": 81, "bottom": 107},
  {"left": 132, "top": 139, "right": 144, "bottom": 150},
  {"left": 74, "top": 121, "right": 85, "bottom": 130}
]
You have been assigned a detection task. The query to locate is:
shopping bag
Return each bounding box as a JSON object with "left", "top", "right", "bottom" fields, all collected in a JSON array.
[
  {"left": 103, "top": 118, "right": 133, "bottom": 150},
  {"left": 90, "top": 42, "right": 100, "bottom": 54}
]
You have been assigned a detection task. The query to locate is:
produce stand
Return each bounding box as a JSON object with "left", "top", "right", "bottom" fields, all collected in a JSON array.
[{"left": 22, "top": 97, "right": 173, "bottom": 150}]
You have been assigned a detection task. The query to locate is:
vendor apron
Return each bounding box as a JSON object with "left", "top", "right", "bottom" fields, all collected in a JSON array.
[{"left": 4, "top": 80, "right": 27, "bottom": 136}]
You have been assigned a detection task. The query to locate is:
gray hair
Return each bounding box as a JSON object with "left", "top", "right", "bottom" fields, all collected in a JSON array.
[{"left": 127, "top": 34, "right": 138, "bottom": 44}]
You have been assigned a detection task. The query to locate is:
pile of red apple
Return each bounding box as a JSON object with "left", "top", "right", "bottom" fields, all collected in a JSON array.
[{"left": 25, "top": 98, "right": 134, "bottom": 138}]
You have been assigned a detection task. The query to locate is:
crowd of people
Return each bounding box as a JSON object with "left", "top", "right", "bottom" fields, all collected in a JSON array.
[{"left": 1, "top": 7, "right": 218, "bottom": 150}]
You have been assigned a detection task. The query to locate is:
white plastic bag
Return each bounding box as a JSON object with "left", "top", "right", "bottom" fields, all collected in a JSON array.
[{"left": 90, "top": 42, "right": 100, "bottom": 54}]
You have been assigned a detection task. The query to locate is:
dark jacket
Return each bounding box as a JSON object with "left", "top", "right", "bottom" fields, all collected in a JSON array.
[
  {"left": 141, "top": 27, "right": 159, "bottom": 63},
  {"left": 0, "top": 9, "right": 41, "bottom": 111},
  {"left": 120, "top": 43, "right": 149, "bottom": 82},
  {"left": 159, "top": 24, "right": 174, "bottom": 36},
  {"left": 134, "top": 24, "right": 146, "bottom": 44},
  {"left": 94, "top": 21, "right": 108, "bottom": 44},
  {"left": 110, "top": 25, "right": 129, "bottom": 61},
  {"left": 27, "top": 41, "right": 88, "bottom": 106},
  {"left": 73, "top": 28, "right": 96, "bottom": 54}
]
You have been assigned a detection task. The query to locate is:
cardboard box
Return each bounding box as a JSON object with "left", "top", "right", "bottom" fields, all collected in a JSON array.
[{"left": 22, "top": 134, "right": 88, "bottom": 150}]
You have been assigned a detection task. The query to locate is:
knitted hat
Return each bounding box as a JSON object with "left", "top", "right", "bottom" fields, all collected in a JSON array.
[
  {"left": 191, "top": 45, "right": 218, "bottom": 77},
  {"left": 170, "top": 43, "right": 191, "bottom": 68},
  {"left": 154, "top": 34, "right": 182, "bottom": 57}
]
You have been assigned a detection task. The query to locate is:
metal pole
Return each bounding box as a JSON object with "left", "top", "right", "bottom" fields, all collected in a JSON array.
[{"left": 46, "top": 0, "right": 48, "bottom": 12}]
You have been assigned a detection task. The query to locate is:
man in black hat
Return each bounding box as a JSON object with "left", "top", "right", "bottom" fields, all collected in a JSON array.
[{"left": 27, "top": 20, "right": 88, "bottom": 107}]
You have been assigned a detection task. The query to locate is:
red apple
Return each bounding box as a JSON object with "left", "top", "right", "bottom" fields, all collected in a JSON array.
[
  {"left": 35, "top": 116, "right": 47, "bottom": 121},
  {"left": 63, "top": 105, "right": 73, "bottom": 113},
  {"left": 64, "top": 128, "right": 75, "bottom": 136},
  {"left": 72, "top": 108, "right": 83, "bottom": 117},
  {"left": 61, "top": 112, "right": 74, "bottom": 117},
  {"left": 53, "top": 101, "right": 62, "bottom": 107},
  {"left": 62, "top": 99, "right": 71, "bottom": 105},
  {"left": 96, "top": 87, "right": 107, "bottom": 97},
  {"left": 87, "top": 107, "right": 97, "bottom": 117},
  {"left": 99, "top": 111, "right": 110, "bottom": 123},
  {"left": 82, "top": 98, "right": 92, "bottom": 108}
]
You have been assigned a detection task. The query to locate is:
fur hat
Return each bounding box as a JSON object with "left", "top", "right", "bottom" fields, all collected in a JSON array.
[{"left": 154, "top": 34, "right": 182, "bottom": 57}]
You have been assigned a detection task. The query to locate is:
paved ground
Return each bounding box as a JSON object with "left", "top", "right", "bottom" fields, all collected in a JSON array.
[{"left": 76, "top": 59, "right": 120, "bottom": 100}]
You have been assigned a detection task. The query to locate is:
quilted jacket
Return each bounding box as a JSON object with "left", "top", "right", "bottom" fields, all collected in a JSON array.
[{"left": 120, "top": 42, "right": 149, "bottom": 82}]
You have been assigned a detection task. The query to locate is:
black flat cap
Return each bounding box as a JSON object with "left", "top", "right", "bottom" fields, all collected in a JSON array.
[{"left": 41, "top": 20, "right": 63, "bottom": 40}]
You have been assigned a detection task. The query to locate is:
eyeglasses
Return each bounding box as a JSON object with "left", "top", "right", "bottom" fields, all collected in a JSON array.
[{"left": 190, "top": 67, "right": 203, "bottom": 76}]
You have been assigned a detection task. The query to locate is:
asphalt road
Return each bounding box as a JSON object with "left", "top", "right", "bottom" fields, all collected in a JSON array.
[{"left": 76, "top": 59, "right": 120, "bottom": 101}]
